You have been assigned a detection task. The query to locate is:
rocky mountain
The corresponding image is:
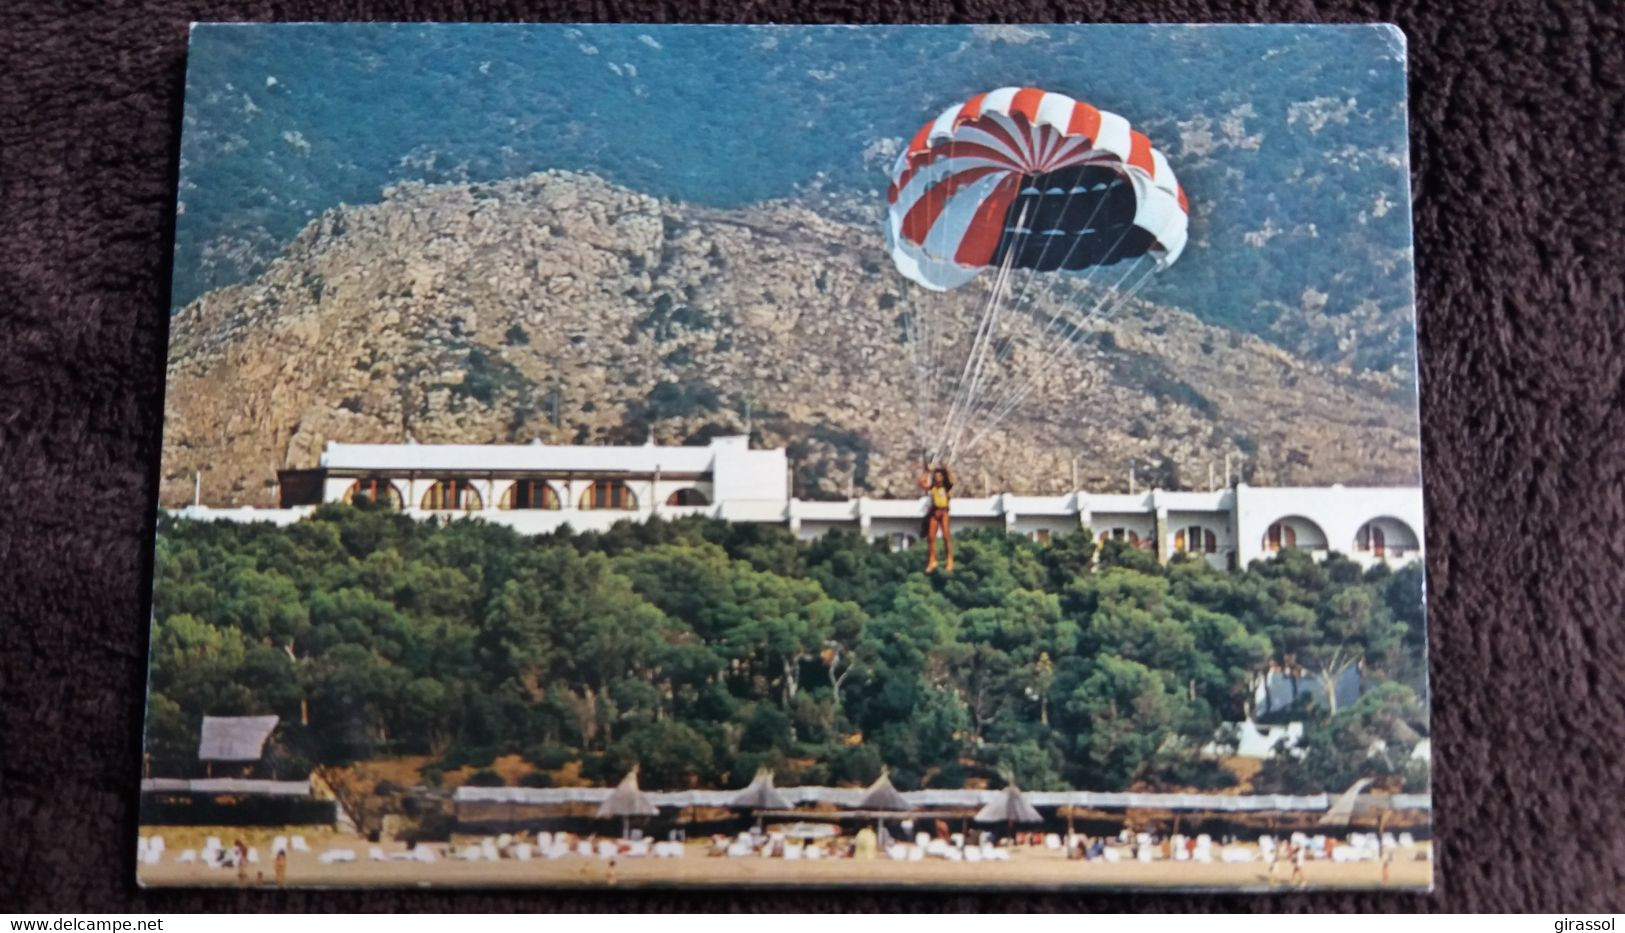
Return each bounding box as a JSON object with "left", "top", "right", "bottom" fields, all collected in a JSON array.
[{"left": 159, "top": 170, "right": 1420, "bottom": 508}]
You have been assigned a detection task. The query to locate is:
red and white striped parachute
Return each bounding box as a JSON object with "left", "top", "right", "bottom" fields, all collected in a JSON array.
[
  {"left": 886, "top": 87, "right": 1189, "bottom": 292},
  {"left": 882, "top": 87, "right": 1192, "bottom": 463}
]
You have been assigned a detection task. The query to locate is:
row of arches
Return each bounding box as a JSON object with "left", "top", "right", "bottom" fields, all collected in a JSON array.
[
  {"left": 343, "top": 478, "right": 710, "bottom": 512},
  {"left": 1262, "top": 515, "right": 1419, "bottom": 558},
  {"left": 1095, "top": 516, "right": 1420, "bottom": 559}
]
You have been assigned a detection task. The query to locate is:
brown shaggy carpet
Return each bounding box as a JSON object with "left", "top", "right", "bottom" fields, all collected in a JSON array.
[{"left": 2, "top": 0, "right": 1622, "bottom": 913}]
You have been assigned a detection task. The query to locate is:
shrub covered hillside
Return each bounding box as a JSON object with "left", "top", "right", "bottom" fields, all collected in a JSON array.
[{"left": 146, "top": 503, "right": 1428, "bottom": 795}]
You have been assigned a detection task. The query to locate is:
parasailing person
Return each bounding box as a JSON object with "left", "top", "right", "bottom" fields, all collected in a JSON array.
[{"left": 916, "top": 462, "right": 955, "bottom": 573}]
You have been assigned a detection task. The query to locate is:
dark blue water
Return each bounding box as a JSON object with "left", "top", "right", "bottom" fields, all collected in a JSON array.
[{"left": 175, "top": 23, "right": 1415, "bottom": 370}]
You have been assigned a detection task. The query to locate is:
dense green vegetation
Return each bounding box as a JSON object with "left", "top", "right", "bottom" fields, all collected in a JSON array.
[{"left": 146, "top": 504, "right": 1428, "bottom": 794}]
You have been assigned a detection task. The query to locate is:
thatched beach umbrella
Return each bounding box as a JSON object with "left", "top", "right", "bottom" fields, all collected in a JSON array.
[
  {"left": 730, "top": 768, "right": 792, "bottom": 829},
  {"left": 856, "top": 770, "right": 909, "bottom": 811},
  {"left": 973, "top": 782, "right": 1043, "bottom": 830},
  {"left": 853, "top": 769, "right": 909, "bottom": 838},
  {"left": 597, "top": 767, "right": 659, "bottom": 838},
  {"left": 1318, "top": 777, "right": 1375, "bottom": 827}
]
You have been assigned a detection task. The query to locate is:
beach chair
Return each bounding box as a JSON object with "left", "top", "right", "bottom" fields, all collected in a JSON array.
[
  {"left": 950, "top": 832, "right": 964, "bottom": 848},
  {"left": 148, "top": 836, "right": 164, "bottom": 856},
  {"left": 459, "top": 846, "right": 483, "bottom": 861},
  {"left": 318, "top": 849, "right": 355, "bottom": 864},
  {"left": 944, "top": 846, "right": 963, "bottom": 862},
  {"left": 926, "top": 838, "right": 948, "bottom": 859},
  {"left": 1382, "top": 832, "right": 1399, "bottom": 851},
  {"left": 496, "top": 833, "right": 512, "bottom": 849},
  {"left": 369, "top": 846, "right": 387, "bottom": 862},
  {"left": 205, "top": 836, "right": 222, "bottom": 852},
  {"left": 513, "top": 843, "right": 532, "bottom": 861},
  {"left": 727, "top": 841, "right": 752, "bottom": 857},
  {"left": 1194, "top": 843, "right": 1213, "bottom": 864},
  {"left": 271, "top": 835, "right": 287, "bottom": 855},
  {"left": 246, "top": 846, "right": 259, "bottom": 864},
  {"left": 907, "top": 845, "right": 925, "bottom": 862},
  {"left": 177, "top": 849, "right": 197, "bottom": 864},
  {"left": 291, "top": 836, "right": 310, "bottom": 853},
  {"left": 1398, "top": 832, "right": 1416, "bottom": 848},
  {"left": 575, "top": 839, "right": 593, "bottom": 857},
  {"left": 915, "top": 832, "right": 931, "bottom": 848},
  {"left": 413, "top": 844, "right": 437, "bottom": 863},
  {"left": 137, "top": 837, "right": 148, "bottom": 854},
  {"left": 1044, "top": 833, "right": 1061, "bottom": 850},
  {"left": 1102, "top": 847, "right": 1121, "bottom": 863},
  {"left": 806, "top": 844, "right": 824, "bottom": 861},
  {"left": 534, "top": 832, "right": 552, "bottom": 850},
  {"left": 546, "top": 843, "right": 568, "bottom": 860},
  {"left": 964, "top": 846, "right": 981, "bottom": 863},
  {"left": 1137, "top": 844, "right": 1153, "bottom": 863},
  {"left": 1221, "top": 847, "right": 1253, "bottom": 863},
  {"left": 597, "top": 840, "right": 618, "bottom": 860}
]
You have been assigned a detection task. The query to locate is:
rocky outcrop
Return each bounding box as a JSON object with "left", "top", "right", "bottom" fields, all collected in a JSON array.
[{"left": 160, "top": 170, "right": 1421, "bottom": 508}]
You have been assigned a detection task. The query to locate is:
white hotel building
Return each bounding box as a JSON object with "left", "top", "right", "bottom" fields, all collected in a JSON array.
[{"left": 177, "top": 437, "right": 1424, "bottom": 570}]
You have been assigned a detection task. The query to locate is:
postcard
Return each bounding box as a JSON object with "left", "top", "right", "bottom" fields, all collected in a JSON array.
[{"left": 140, "top": 23, "right": 1429, "bottom": 890}]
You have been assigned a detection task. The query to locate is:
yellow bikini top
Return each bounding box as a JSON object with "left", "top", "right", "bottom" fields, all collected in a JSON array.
[{"left": 930, "top": 485, "right": 949, "bottom": 509}]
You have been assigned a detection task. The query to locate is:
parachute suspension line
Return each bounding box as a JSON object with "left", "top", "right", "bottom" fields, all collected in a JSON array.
[
  {"left": 917, "top": 136, "right": 971, "bottom": 462},
  {"left": 962, "top": 258, "right": 1159, "bottom": 455},
  {"left": 899, "top": 294, "right": 933, "bottom": 456},
  {"left": 938, "top": 197, "right": 1036, "bottom": 462},
  {"left": 947, "top": 219, "right": 1140, "bottom": 454},
  {"left": 946, "top": 156, "right": 1092, "bottom": 457},
  {"left": 970, "top": 254, "right": 1154, "bottom": 447},
  {"left": 935, "top": 200, "right": 1032, "bottom": 464},
  {"left": 932, "top": 233, "right": 1014, "bottom": 463}
]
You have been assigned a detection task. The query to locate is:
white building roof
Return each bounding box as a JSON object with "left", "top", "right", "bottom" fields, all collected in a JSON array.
[
  {"left": 197, "top": 715, "right": 279, "bottom": 762},
  {"left": 320, "top": 437, "right": 750, "bottom": 474}
]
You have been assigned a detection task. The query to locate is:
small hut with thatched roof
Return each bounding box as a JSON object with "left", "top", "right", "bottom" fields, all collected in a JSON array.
[{"left": 597, "top": 767, "right": 659, "bottom": 838}]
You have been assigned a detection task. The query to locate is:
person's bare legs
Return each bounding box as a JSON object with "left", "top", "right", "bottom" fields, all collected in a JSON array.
[
  {"left": 924, "top": 514, "right": 940, "bottom": 572},
  {"left": 942, "top": 513, "right": 954, "bottom": 572}
]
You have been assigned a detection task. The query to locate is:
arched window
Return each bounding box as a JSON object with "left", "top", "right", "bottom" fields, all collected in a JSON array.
[
  {"left": 1028, "top": 528, "right": 1053, "bottom": 545},
  {"left": 422, "top": 479, "right": 483, "bottom": 511},
  {"left": 665, "top": 488, "right": 710, "bottom": 507},
  {"left": 344, "top": 478, "right": 402, "bottom": 509},
  {"left": 1263, "top": 521, "right": 1297, "bottom": 552},
  {"left": 1263, "top": 516, "right": 1329, "bottom": 553},
  {"left": 888, "top": 532, "right": 918, "bottom": 552},
  {"left": 1175, "top": 525, "right": 1218, "bottom": 554},
  {"left": 502, "top": 480, "right": 560, "bottom": 510},
  {"left": 1356, "top": 518, "right": 1420, "bottom": 558},
  {"left": 1099, "top": 528, "right": 1145, "bottom": 547},
  {"left": 1356, "top": 522, "right": 1386, "bottom": 557},
  {"left": 580, "top": 480, "right": 637, "bottom": 511}
]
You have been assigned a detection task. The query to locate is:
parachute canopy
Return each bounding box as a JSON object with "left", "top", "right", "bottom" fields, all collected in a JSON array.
[{"left": 886, "top": 87, "right": 1189, "bottom": 292}]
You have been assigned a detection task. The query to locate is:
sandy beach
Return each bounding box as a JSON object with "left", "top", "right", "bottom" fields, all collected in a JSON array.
[{"left": 136, "top": 833, "right": 1433, "bottom": 891}]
